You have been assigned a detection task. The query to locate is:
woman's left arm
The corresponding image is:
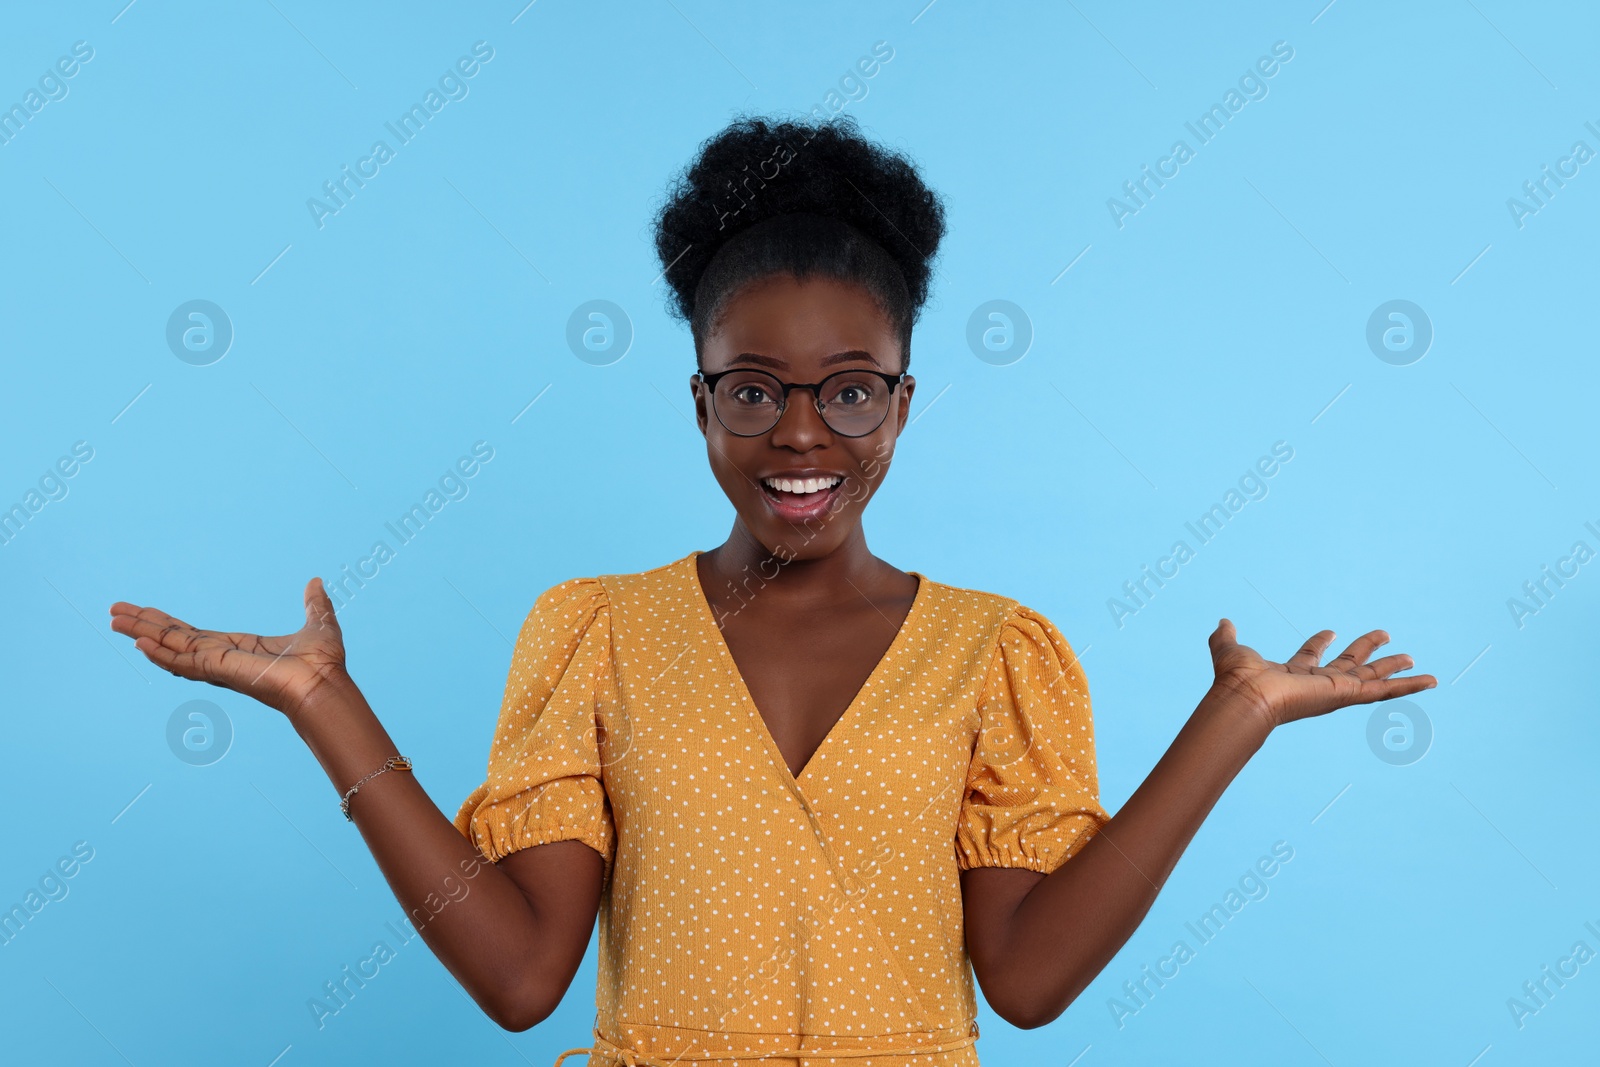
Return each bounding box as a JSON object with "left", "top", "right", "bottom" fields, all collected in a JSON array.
[{"left": 961, "top": 619, "right": 1436, "bottom": 1029}]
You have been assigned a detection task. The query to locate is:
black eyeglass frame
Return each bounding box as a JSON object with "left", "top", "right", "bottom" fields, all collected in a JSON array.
[{"left": 693, "top": 367, "right": 908, "bottom": 438}]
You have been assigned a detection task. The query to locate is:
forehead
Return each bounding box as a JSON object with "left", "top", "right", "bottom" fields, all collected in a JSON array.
[{"left": 702, "top": 274, "right": 897, "bottom": 371}]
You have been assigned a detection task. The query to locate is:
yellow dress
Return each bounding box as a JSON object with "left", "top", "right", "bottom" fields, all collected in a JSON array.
[{"left": 454, "top": 551, "right": 1110, "bottom": 1066}]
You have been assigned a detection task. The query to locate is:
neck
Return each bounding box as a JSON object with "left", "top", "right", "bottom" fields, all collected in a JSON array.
[{"left": 700, "top": 519, "right": 882, "bottom": 609}]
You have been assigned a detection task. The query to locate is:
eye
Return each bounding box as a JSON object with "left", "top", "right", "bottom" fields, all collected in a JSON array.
[
  {"left": 823, "top": 376, "right": 878, "bottom": 406},
  {"left": 729, "top": 384, "right": 773, "bottom": 405}
]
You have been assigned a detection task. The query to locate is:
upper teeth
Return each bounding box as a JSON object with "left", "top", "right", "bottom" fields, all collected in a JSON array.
[{"left": 763, "top": 475, "right": 843, "bottom": 494}]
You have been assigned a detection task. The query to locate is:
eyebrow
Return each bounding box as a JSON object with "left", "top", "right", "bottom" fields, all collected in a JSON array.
[{"left": 728, "top": 349, "right": 882, "bottom": 370}]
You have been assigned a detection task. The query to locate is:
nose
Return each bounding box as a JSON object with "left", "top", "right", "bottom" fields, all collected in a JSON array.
[{"left": 767, "top": 385, "right": 832, "bottom": 449}]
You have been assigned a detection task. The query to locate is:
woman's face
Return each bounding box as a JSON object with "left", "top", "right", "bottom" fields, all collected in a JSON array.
[{"left": 691, "top": 273, "right": 915, "bottom": 561}]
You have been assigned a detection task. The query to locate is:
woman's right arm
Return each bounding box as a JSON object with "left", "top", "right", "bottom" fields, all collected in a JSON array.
[{"left": 111, "top": 578, "right": 603, "bottom": 1032}]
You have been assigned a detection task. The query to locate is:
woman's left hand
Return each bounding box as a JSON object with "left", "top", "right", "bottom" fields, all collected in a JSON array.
[{"left": 1207, "top": 618, "right": 1436, "bottom": 733}]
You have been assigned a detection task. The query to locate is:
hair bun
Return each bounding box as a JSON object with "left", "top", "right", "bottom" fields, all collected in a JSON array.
[{"left": 652, "top": 114, "right": 946, "bottom": 330}]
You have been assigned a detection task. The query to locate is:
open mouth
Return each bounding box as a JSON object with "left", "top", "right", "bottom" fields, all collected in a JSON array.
[{"left": 758, "top": 474, "right": 845, "bottom": 520}]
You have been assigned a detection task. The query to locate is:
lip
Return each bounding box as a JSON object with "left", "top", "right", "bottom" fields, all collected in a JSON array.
[{"left": 756, "top": 470, "right": 849, "bottom": 523}]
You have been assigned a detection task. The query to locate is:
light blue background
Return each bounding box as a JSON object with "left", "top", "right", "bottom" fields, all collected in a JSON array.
[{"left": 3, "top": 1, "right": 1596, "bottom": 1063}]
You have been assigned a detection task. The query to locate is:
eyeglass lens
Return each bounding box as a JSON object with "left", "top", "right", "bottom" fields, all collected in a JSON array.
[{"left": 711, "top": 369, "right": 893, "bottom": 437}]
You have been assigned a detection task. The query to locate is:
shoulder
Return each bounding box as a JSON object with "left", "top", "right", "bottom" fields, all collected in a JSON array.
[
  {"left": 913, "top": 572, "right": 1019, "bottom": 616},
  {"left": 913, "top": 572, "right": 1044, "bottom": 638},
  {"left": 513, "top": 579, "right": 610, "bottom": 658},
  {"left": 529, "top": 575, "right": 609, "bottom": 615},
  {"left": 916, "top": 573, "right": 1081, "bottom": 668},
  {"left": 529, "top": 551, "right": 697, "bottom": 616},
  {"left": 591, "top": 550, "right": 698, "bottom": 605}
]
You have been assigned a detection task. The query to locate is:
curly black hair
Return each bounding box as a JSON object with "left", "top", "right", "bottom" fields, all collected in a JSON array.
[{"left": 652, "top": 113, "right": 946, "bottom": 372}]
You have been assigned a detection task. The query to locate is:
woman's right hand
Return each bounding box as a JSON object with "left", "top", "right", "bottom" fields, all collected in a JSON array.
[{"left": 110, "top": 577, "right": 351, "bottom": 721}]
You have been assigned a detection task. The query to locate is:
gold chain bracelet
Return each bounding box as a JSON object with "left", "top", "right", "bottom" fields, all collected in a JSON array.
[{"left": 339, "top": 755, "right": 413, "bottom": 821}]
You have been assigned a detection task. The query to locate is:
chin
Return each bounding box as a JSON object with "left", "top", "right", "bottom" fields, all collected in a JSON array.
[
  {"left": 750, "top": 518, "right": 846, "bottom": 561},
  {"left": 744, "top": 500, "right": 858, "bottom": 560}
]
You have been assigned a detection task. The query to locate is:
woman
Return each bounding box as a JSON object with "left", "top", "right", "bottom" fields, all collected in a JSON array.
[{"left": 109, "top": 115, "right": 1434, "bottom": 1065}]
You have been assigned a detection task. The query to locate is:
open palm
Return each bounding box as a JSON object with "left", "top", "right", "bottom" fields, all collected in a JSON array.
[
  {"left": 1208, "top": 618, "right": 1436, "bottom": 731},
  {"left": 109, "top": 577, "right": 348, "bottom": 719}
]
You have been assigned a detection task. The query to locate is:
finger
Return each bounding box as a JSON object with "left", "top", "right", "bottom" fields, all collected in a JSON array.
[
  {"left": 1327, "top": 629, "right": 1390, "bottom": 672},
  {"left": 1354, "top": 673, "right": 1438, "bottom": 704},
  {"left": 112, "top": 604, "right": 286, "bottom": 658},
  {"left": 111, "top": 607, "right": 234, "bottom": 656},
  {"left": 303, "top": 577, "right": 343, "bottom": 637},
  {"left": 1287, "top": 630, "right": 1337, "bottom": 669},
  {"left": 110, "top": 599, "right": 182, "bottom": 619},
  {"left": 109, "top": 603, "right": 196, "bottom": 636},
  {"left": 110, "top": 606, "right": 207, "bottom": 651},
  {"left": 1355, "top": 652, "right": 1415, "bottom": 680},
  {"left": 132, "top": 634, "right": 218, "bottom": 683},
  {"left": 1208, "top": 618, "right": 1237, "bottom": 660}
]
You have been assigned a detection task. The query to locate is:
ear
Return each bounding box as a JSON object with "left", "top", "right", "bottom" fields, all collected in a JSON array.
[
  {"left": 690, "top": 373, "right": 709, "bottom": 437},
  {"left": 892, "top": 373, "right": 916, "bottom": 436}
]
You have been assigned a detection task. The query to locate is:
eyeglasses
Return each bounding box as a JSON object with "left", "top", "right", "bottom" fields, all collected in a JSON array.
[{"left": 695, "top": 367, "right": 906, "bottom": 438}]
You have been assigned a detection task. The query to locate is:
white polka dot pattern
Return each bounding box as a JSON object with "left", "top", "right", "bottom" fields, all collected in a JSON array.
[{"left": 453, "top": 551, "right": 1111, "bottom": 1065}]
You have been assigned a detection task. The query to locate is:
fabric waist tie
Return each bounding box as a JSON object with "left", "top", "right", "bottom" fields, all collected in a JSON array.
[{"left": 552, "top": 1022, "right": 981, "bottom": 1066}]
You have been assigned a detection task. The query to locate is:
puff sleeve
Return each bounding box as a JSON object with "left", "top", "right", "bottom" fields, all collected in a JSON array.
[
  {"left": 453, "top": 577, "right": 616, "bottom": 883},
  {"left": 955, "top": 604, "right": 1112, "bottom": 875}
]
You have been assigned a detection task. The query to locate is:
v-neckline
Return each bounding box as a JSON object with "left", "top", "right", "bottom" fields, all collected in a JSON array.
[{"left": 684, "top": 549, "right": 929, "bottom": 792}]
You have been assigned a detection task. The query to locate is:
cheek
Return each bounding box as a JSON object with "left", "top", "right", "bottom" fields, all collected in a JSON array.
[
  {"left": 841, "top": 473, "right": 873, "bottom": 503},
  {"left": 841, "top": 441, "right": 894, "bottom": 502},
  {"left": 827, "top": 478, "right": 870, "bottom": 517},
  {"left": 705, "top": 433, "right": 756, "bottom": 497}
]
